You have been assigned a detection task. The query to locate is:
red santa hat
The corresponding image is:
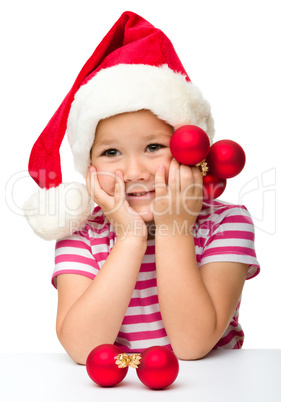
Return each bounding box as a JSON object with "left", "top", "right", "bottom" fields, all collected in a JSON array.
[{"left": 24, "top": 11, "right": 214, "bottom": 240}]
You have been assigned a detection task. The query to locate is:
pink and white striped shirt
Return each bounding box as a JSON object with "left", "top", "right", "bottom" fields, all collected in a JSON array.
[{"left": 53, "top": 200, "right": 260, "bottom": 352}]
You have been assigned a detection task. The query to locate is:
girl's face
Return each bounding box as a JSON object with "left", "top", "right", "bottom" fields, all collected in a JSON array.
[{"left": 90, "top": 109, "right": 174, "bottom": 223}]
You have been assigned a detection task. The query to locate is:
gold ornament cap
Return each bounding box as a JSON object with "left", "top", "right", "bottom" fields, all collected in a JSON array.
[
  {"left": 196, "top": 159, "right": 209, "bottom": 176},
  {"left": 115, "top": 353, "right": 141, "bottom": 369}
]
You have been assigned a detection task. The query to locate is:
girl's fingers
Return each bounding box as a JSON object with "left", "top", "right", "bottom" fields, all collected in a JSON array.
[
  {"left": 86, "top": 166, "right": 97, "bottom": 198},
  {"left": 178, "top": 164, "right": 203, "bottom": 195},
  {"left": 191, "top": 166, "right": 203, "bottom": 197},
  {"left": 155, "top": 164, "right": 168, "bottom": 197},
  {"left": 179, "top": 164, "right": 193, "bottom": 192},
  {"left": 87, "top": 166, "right": 108, "bottom": 205},
  {"left": 114, "top": 170, "right": 125, "bottom": 204},
  {"left": 168, "top": 158, "right": 180, "bottom": 192}
]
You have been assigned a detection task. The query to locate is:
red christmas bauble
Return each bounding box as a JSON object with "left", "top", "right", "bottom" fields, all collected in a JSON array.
[
  {"left": 170, "top": 125, "right": 210, "bottom": 165},
  {"left": 206, "top": 140, "right": 246, "bottom": 179},
  {"left": 203, "top": 174, "right": 227, "bottom": 199},
  {"left": 136, "top": 346, "right": 179, "bottom": 389},
  {"left": 86, "top": 344, "right": 128, "bottom": 387}
]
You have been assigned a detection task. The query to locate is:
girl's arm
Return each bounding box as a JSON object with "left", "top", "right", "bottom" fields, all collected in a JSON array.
[
  {"left": 154, "top": 160, "right": 248, "bottom": 360},
  {"left": 56, "top": 167, "right": 148, "bottom": 365},
  {"left": 56, "top": 236, "right": 146, "bottom": 365},
  {"left": 155, "top": 233, "right": 248, "bottom": 360}
]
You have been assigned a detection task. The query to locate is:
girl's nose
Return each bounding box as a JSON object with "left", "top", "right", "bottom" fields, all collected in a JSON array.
[{"left": 123, "top": 157, "right": 151, "bottom": 182}]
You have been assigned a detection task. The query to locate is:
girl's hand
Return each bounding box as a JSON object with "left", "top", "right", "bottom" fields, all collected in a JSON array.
[
  {"left": 152, "top": 159, "right": 203, "bottom": 232},
  {"left": 86, "top": 166, "right": 148, "bottom": 241}
]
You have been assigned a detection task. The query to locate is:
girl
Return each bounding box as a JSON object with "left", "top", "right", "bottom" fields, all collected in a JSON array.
[{"left": 24, "top": 12, "right": 260, "bottom": 365}]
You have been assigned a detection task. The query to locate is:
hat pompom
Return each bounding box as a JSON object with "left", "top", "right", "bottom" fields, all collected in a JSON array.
[{"left": 23, "top": 183, "right": 93, "bottom": 240}]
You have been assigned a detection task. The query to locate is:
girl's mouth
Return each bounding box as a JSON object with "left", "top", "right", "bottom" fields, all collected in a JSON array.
[{"left": 126, "top": 190, "right": 155, "bottom": 200}]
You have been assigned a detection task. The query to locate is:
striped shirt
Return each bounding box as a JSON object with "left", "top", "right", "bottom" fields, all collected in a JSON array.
[{"left": 53, "top": 200, "right": 260, "bottom": 352}]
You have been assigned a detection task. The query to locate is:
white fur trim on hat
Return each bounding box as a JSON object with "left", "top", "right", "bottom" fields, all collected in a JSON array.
[
  {"left": 67, "top": 63, "right": 215, "bottom": 178},
  {"left": 23, "top": 183, "right": 94, "bottom": 240}
]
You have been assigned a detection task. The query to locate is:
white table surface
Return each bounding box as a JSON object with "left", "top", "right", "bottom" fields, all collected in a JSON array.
[{"left": 0, "top": 350, "right": 280, "bottom": 402}]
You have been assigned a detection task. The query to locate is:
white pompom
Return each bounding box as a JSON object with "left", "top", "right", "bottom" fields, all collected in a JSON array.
[{"left": 23, "top": 183, "right": 94, "bottom": 240}]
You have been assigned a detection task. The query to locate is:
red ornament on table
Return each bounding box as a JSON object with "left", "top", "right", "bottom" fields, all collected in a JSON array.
[
  {"left": 86, "top": 344, "right": 128, "bottom": 387},
  {"left": 136, "top": 346, "right": 179, "bottom": 389},
  {"left": 86, "top": 344, "right": 179, "bottom": 389}
]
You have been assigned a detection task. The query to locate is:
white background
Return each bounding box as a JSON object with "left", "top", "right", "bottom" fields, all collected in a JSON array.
[{"left": 1, "top": 0, "right": 280, "bottom": 353}]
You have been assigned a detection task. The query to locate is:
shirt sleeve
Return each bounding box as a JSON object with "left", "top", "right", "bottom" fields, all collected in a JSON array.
[
  {"left": 52, "top": 232, "right": 100, "bottom": 288},
  {"left": 199, "top": 205, "right": 260, "bottom": 279}
]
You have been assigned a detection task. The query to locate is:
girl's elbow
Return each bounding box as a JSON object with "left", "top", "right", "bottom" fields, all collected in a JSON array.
[
  {"left": 173, "top": 343, "right": 213, "bottom": 361},
  {"left": 56, "top": 329, "right": 87, "bottom": 365},
  {"left": 56, "top": 327, "right": 116, "bottom": 366},
  {"left": 58, "top": 340, "right": 91, "bottom": 366}
]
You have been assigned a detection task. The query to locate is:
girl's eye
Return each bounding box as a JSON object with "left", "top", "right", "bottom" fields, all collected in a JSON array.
[
  {"left": 147, "top": 144, "right": 164, "bottom": 152},
  {"left": 102, "top": 148, "right": 120, "bottom": 157}
]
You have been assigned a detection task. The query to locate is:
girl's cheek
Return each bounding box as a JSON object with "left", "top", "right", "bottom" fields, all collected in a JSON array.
[{"left": 97, "top": 171, "right": 116, "bottom": 195}]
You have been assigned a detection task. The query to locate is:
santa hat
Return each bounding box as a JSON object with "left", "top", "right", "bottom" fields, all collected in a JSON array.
[{"left": 23, "top": 11, "right": 214, "bottom": 240}]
